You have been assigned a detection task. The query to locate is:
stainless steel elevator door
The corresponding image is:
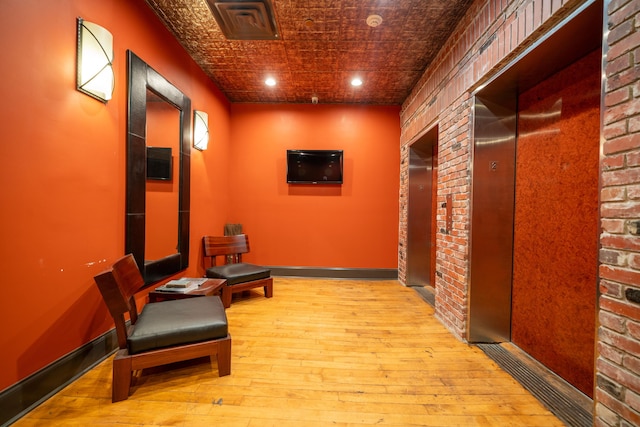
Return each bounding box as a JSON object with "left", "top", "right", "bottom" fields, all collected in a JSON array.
[
  {"left": 468, "top": 95, "right": 517, "bottom": 343},
  {"left": 407, "top": 141, "right": 434, "bottom": 287}
]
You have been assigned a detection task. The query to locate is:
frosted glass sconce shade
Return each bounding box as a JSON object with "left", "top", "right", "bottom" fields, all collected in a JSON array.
[
  {"left": 193, "top": 110, "right": 209, "bottom": 151},
  {"left": 76, "top": 18, "right": 114, "bottom": 102}
]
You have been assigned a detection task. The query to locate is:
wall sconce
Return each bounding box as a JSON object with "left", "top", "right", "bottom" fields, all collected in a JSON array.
[
  {"left": 76, "top": 17, "right": 114, "bottom": 102},
  {"left": 193, "top": 110, "right": 210, "bottom": 151}
]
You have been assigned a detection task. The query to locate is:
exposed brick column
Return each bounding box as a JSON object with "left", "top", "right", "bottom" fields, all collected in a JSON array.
[
  {"left": 400, "top": 0, "right": 586, "bottom": 338},
  {"left": 596, "top": 0, "right": 640, "bottom": 425},
  {"left": 398, "top": 144, "right": 409, "bottom": 284}
]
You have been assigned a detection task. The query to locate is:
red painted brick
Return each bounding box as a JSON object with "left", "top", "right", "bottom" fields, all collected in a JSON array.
[
  {"left": 601, "top": 293, "right": 640, "bottom": 322},
  {"left": 541, "top": 0, "right": 551, "bottom": 21},
  {"left": 601, "top": 279, "right": 624, "bottom": 298},
  {"left": 601, "top": 310, "right": 628, "bottom": 333},
  {"left": 602, "top": 219, "right": 627, "bottom": 233},
  {"left": 601, "top": 166, "right": 640, "bottom": 186},
  {"left": 631, "top": 254, "right": 640, "bottom": 270},
  {"left": 517, "top": 10, "right": 526, "bottom": 44},
  {"left": 601, "top": 202, "right": 640, "bottom": 219},
  {"left": 597, "top": 406, "right": 619, "bottom": 426},
  {"left": 600, "top": 341, "right": 626, "bottom": 364},
  {"left": 628, "top": 321, "right": 640, "bottom": 341},
  {"left": 625, "top": 389, "right": 640, "bottom": 414},
  {"left": 606, "top": 65, "right": 640, "bottom": 92},
  {"left": 598, "top": 356, "right": 640, "bottom": 394},
  {"left": 601, "top": 186, "right": 626, "bottom": 201},
  {"left": 604, "top": 133, "right": 640, "bottom": 155},
  {"left": 633, "top": 80, "right": 640, "bottom": 98},
  {"left": 609, "top": 20, "right": 636, "bottom": 45},
  {"left": 609, "top": 0, "right": 640, "bottom": 27},
  {"left": 608, "top": 0, "right": 628, "bottom": 14},
  {"left": 525, "top": 1, "right": 534, "bottom": 37},
  {"left": 628, "top": 151, "right": 640, "bottom": 167},
  {"left": 598, "top": 388, "right": 640, "bottom": 426},
  {"left": 604, "top": 99, "right": 640, "bottom": 125},
  {"left": 602, "top": 266, "right": 640, "bottom": 291},
  {"left": 600, "top": 248, "right": 626, "bottom": 265},
  {"left": 628, "top": 184, "right": 640, "bottom": 199},
  {"left": 604, "top": 120, "right": 628, "bottom": 140},
  {"left": 606, "top": 86, "right": 632, "bottom": 107},
  {"left": 601, "top": 235, "right": 640, "bottom": 252}
]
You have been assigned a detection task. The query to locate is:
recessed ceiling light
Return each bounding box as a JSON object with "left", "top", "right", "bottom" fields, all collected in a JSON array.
[
  {"left": 351, "top": 77, "right": 363, "bottom": 87},
  {"left": 265, "top": 77, "right": 276, "bottom": 86}
]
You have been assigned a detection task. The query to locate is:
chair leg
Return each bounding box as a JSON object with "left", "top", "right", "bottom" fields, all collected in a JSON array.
[
  {"left": 264, "top": 281, "right": 273, "bottom": 298},
  {"left": 221, "top": 286, "right": 232, "bottom": 308},
  {"left": 216, "top": 336, "right": 232, "bottom": 377},
  {"left": 112, "top": 350, "right": 132, "bottom": 402}
]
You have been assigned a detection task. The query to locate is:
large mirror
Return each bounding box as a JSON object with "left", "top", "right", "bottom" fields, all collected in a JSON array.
[
  {"left": 145, "top": 90, "right": 180, "bottom": 260},
  {"left": 126, "top": 50, "right": 191, "bottom": 284}
]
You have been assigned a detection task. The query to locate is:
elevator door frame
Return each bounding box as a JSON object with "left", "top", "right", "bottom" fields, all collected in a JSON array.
[
  {"left": 467, "top": 0, "right": 603, "bottom": 343},
  {"left": 407, "top": 127, "right": 438, "bottom": 288}
]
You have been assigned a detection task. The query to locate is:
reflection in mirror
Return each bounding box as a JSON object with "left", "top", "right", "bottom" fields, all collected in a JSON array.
[
  {"left": 126, "top": 50, "right": 191, "bottom": 285},
  {"left": 145, "top": 89, "right": 180, "bottom": 260}
]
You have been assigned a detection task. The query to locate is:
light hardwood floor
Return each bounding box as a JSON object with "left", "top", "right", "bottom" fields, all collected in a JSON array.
[{"left": 15, "top": 278, "right": 564, "bottom": 426}]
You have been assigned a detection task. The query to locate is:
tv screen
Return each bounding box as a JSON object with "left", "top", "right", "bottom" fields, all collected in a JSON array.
[
  {"left": 287, "top": 149, "right": 343, "bottom": 184},
  {"left": 146, "top": 147, "right": 172, "bottom": 180}
]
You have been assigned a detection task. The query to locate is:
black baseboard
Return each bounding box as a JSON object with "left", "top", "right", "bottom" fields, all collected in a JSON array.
[
  {"left": 268, "top": 266, "right": 398, "bottom": 280},
  {"left": 0, "top": 328, "right": 119, "bottom": 427}
]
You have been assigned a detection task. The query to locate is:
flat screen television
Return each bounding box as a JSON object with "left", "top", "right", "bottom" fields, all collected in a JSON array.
[
  {"left": 146, "top": 146, "right": 172, "bottom": 180},
  {"left": 286, "top": 149, "right": 343, "bottom": 184}
]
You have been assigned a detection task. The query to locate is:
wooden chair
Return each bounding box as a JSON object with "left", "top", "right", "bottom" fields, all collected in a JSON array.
[
  {"left": 203, "top": 234, "right": 273, "bottom": 308},
  {"left": 93, "top": 254, "right": 231, "bottom": 402}
]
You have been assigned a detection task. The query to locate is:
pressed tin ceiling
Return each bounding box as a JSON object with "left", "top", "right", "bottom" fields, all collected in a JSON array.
[{"left": 145, "top": 0, "right": 474, "bottom": 105}]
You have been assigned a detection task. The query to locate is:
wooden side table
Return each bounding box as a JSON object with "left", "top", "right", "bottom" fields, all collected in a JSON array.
[{"left": 148, "top": 278, "right": 226, "bottom": 303}]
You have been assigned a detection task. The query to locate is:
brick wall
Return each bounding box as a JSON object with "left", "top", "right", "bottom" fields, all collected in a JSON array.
[
  {"left": 399, "top": 0, "right": 640, "bottom": 425},
  {"left": 597, "top": 0, "right": 640, "bottom": 425},
  {"left": 399, "top": 0, "right": 585, "bottom": 337}
]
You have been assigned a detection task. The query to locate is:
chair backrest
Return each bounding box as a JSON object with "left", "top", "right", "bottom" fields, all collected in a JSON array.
[
  {"left": 94, "top": 254, "right": 145, "bottom": 349},
  {"left": 203, "top": 234, "right": 250, "bottom": 267},
  {"left": 224, "top": 223, "right": 243, "bottom": 236}
]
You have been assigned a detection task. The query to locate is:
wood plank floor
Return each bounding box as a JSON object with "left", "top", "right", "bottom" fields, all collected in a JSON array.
[{"left": 14, "top": 278, "right": 564, "bottom": 426}]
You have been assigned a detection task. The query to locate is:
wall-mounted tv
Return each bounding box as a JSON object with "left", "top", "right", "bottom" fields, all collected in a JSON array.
[
  {"left": 287, "top": 149, "right": 343, "bottom": 184},
  {"left": 146, "top": 146, "right": 172, "bottom": 180}
]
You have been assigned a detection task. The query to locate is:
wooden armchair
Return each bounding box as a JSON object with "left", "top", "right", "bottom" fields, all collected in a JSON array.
[
  {"left": 93, "top": 254, "right": 231, "bottom": 402},
  {"left": 203, "top": 234, "right": 273, "bottom": 308}
]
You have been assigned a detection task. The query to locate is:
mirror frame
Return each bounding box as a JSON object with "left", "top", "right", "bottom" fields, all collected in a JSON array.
[{"left": 126, "top": 50, "right": 191, "bottom": 284}]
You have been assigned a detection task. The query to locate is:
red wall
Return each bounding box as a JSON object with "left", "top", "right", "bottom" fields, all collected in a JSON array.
[
  {"left": 0, "top": 1, "right": 401, "bottom": 393},
  {"left": 228, "top": 104, "right": 401, "bottom": 268},
  {"left": 0, "top": 0, "right": 231, "bottom": 391}
]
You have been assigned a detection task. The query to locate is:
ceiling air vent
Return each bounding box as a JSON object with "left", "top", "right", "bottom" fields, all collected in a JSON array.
[{"left": 206, "top": 0, "right": 279, "bottom": 40}]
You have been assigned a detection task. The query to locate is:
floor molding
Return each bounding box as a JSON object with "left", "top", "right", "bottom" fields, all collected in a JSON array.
[
  {"left": 269, "top": 266, "right": 398, "bottom": 280},
  {"left": 477, "top": 342, "right": 593, "bottom": 427},
  {"left": 412, "top": 285, "right": 435, "bottom": 306},
  {"left": 0, "top": 328, "right": 119, "bottom": 426}
]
